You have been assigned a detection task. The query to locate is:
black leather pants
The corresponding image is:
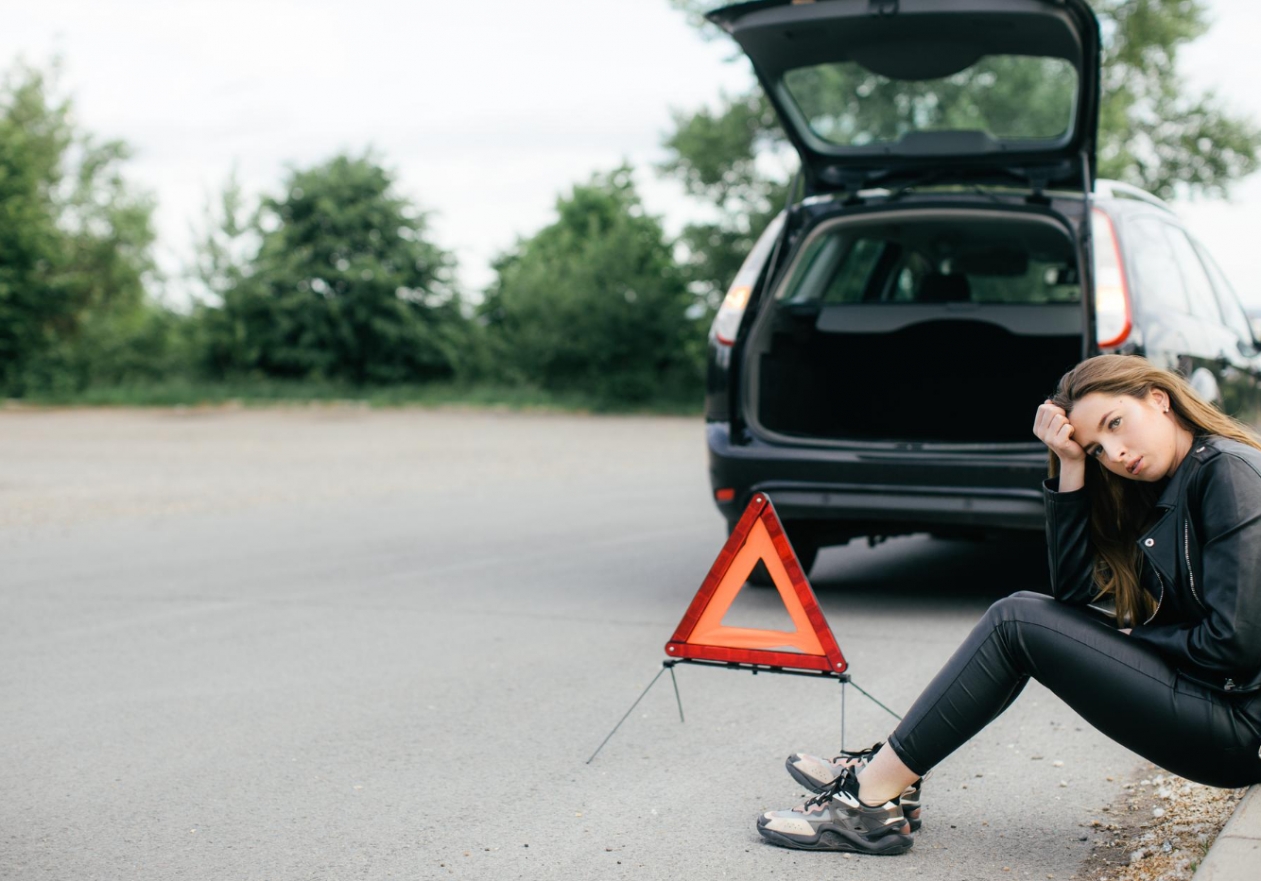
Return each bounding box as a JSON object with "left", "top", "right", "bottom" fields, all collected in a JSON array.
[{"left": 886, "top": 591, "right": 1261, "bottom": 789}]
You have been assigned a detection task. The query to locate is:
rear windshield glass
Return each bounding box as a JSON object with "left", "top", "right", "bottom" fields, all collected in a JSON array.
[
  {"left": 777, "top": 218, "right": 1080, "bottom": 306},
  {"left": 783, "top": 55, "right": 1077, "bottom": 148}
]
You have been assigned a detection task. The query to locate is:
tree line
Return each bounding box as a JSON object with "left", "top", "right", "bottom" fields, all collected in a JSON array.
[
  {"left": 3, "top": 1, "right": 1258, "bottom": 406},
  {"left": 0, "top": 65, "right": 704, "bottom": 407}
]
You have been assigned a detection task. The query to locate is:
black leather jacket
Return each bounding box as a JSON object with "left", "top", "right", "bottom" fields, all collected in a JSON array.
[{"left": 1045, "top": 435, "right": 1261, "bottom": 694}]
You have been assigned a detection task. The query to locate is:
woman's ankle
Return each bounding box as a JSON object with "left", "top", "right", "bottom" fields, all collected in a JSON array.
[
  {"left": 857, "top": 776, "right": 905, "bottom": 807},
  {"left": 856, "top": 744, "right": 920, "bottom": 805}
]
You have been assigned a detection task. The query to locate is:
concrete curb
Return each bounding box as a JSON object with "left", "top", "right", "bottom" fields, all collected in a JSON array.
[{"left": 1193, "top": 785, "right": 1261, "bottom": 879}]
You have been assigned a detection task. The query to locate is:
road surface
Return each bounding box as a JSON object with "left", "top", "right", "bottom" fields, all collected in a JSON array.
[{"left": 0, "top": 406, "right": 1143, "bottom": 879}]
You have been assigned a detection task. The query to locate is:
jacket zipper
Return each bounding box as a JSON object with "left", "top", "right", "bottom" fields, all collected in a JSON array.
[
  {"left": 1184, "top": 519, "right": 1206, "bottom": 611},
  {"left": 1143, "top": 568, "right": 1165, "bottom": 625}
]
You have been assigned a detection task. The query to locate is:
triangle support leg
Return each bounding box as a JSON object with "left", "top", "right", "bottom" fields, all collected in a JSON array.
[
  {"left": 668, "top": 662, "right": 684, "bottom": 723},
  {"left": 840, "top": 679, "right": 847, "bottom": 753},
  {"left": 847, "top": 678, "right": 904, "bottom": 723},
  {"left": 586, "top": 662, "right": 685, "bottom": 765}
]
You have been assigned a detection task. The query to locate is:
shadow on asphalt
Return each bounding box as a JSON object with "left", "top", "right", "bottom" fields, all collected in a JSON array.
[{"left": 808, "top": 533, "right": 1051, "bottom": 614}]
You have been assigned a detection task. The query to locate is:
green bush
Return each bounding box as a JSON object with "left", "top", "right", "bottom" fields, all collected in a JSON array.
[
  {"left": 480, "top": 166, "right": 704, "bottom": 406},
  {"left": 196, "top": 153, "right": 472, "bottom": 385},
  {"left": 0, "top": 63, "right": 170, "bottom": 396}
]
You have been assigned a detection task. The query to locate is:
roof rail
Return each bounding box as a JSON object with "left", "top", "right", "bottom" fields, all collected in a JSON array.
[{"left": 1095, "top": 179, "right": 1177, "bottom": 214}]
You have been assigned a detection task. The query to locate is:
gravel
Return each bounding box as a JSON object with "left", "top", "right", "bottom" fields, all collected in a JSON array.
[{"left": 1076, "top": 762, "right": 1246, "bottom": 881}]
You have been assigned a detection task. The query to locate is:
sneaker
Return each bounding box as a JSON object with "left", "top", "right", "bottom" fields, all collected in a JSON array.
[
  {"left": 756, "top": 766, "right": 914, "bottom": 854},
  {"left": 785, "top": 742, "right": 923, "bottom": 831}
]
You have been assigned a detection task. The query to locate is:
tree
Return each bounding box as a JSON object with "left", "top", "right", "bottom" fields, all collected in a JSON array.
[
  {"left": 1092, "top": 0, "right": 1258, "bottom": 192},
  {"left": 0, "top": 62, "right": 161, "bottom": 394},
  {"left": 196, "top": 153, "right": 467, "bottom": 384},
  {"left": 661, "top": 90, "right": 790, "bottom": 311},
  {"left": 664, "top": 0, "right": 1261, "bottom": 299},
  {"left": 480, "top": 166, "right": 702, "bottom": 404}
]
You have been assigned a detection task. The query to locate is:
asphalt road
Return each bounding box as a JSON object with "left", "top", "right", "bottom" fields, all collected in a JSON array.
[{"left": 0, "top": 407, "right": 1146, "bottom": 880}]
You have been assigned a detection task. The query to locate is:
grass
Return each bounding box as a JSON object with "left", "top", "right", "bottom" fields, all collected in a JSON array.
[{"left": 10, "top": 378, "right": 704, "bottom": 416}]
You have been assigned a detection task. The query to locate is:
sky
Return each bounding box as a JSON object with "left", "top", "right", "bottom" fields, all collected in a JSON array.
[{"left": 3, "top": 0, "right": 1261, "bottom": 305}]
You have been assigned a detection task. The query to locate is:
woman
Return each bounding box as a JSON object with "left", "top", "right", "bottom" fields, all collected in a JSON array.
[{"left": 757, "top": 354, "right": 1261, "bottom": 856}]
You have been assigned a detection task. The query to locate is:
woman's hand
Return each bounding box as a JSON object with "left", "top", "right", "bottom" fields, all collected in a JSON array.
[
  {"left": 1034, "top": 400, "right": 1086, "bottom": 463},
  {"left": 1034, "top": 400, "right": 1087, "bottom": 492}
]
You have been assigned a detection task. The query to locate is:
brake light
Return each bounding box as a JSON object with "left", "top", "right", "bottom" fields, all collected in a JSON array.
[
  {"left": 713, "top": 286, "right": 751, "bottom": 346},
  {"left": 1092, "top": 208, "right": 1132, "bottom": 349},
  {"left": 715, "top": 487, "right": 736, "bottom": 503}
]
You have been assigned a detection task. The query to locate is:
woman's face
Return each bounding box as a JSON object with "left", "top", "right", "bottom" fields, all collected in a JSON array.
[{"left": 1068, "top": 389, "right": 1188, "bottom": 481}]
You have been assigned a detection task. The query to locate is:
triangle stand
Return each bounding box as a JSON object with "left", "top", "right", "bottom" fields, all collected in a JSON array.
[
  {"left": 586, "top": 658, "right": 904, "bottom": 764},
  {"left": 587, "top": 492, "right": 905, "bottom": 764}
]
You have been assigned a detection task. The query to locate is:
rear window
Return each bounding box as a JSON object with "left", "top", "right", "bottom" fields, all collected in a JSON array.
[
  {"left": 783, "top": 55, "right": 1077, "bottom": 149},
  {"left": 778, "top": 219, "right": 1080, "bottom": 306}
]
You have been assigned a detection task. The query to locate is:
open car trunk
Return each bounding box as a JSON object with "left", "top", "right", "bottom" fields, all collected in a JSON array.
[
  {"left": 746, "top": 209, "right": 1086, "bottom": 444},
  {"left": 708, "top": 0, "right": 1101, "bottom": 196}
]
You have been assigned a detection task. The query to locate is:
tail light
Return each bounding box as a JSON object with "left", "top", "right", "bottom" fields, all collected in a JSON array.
[
  {"left": 713, "top": 285, "right": 751, "bottom": 345},
  {"left": 711, "top": 213, "right": 785, "bottom": 347},
  {"left": 1091, "top": 208, "right": 1132, "bottom": 349}
]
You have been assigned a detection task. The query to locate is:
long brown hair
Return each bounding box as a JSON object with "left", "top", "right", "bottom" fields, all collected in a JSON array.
[{"left": 1049, "top": 354, "right": 1261, "bottom": 625}]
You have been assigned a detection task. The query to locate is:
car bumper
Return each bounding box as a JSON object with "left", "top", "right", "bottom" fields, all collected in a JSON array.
[{"left": 708, "top": 423, "right": 1049, "bottom": 532}]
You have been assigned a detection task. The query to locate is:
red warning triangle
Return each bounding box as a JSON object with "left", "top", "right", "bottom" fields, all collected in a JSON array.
[{"left": 666, "top": 494, "right": 846, "bottom": 674}]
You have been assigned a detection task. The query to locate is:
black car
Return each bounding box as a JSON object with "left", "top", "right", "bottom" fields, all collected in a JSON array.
[{"left": 703, "top": 0, "right": 1261, "bottom": 574}]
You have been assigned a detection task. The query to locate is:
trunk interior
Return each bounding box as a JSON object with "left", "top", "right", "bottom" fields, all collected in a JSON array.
[{"left": 747, "top": 210, "right": 1085, "bottom": 444}]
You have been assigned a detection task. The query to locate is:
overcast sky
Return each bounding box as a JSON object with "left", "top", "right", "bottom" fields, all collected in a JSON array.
[{"left": 4, "top": 0, "right": 1261, "bottom": 305}]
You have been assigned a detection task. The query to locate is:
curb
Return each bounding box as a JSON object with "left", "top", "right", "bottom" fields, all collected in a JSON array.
[{"left": 1193, "top": 785, "right": 1261, "bottom": 879}]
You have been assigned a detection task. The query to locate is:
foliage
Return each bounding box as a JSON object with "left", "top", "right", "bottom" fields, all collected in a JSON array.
[
  {"left": 0, "top": 63, "right": 165, "bottom": 395},
  {"left": 661, "top": 91, "right": 788, "bottom": 310},
  {"left": 195, "top": 153, "right": 469, "bottom": 384},
  {"left": 664, "top": 0, "right": 1261, "bottom": 296},
  {"left": 480, "top": 166, "right": 704, "bottom": 405},
  {"left": 2, "top": 65, "right": 705, "bottom": 410},
  {"left": 1093, "top": 0, "right": 1258, "bottom": 192},
  {"left": 18, "top": 376, "right": 701, "bottom": 414}
]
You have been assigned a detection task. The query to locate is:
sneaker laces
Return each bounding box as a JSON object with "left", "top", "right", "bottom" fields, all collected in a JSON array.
[
  {"left": 803, "top": 765, "right": 857, "bottom": 811},
  {"left": 832, "top": 741, "right": 882, "bottom": 761},
  {"left": 831, "top": 741, "right": 883, "bottom": 765},
  {"left": 832, "top": 742, "right": 931, "bottom": 788}
]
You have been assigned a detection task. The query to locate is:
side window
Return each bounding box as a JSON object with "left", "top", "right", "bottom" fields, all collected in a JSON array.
[
  {"left": 779, "top": 235, "right": 843, "bottom": 304},
  {"left": 965, "top": 259, "right": 1081, "bottom": 304},
  {"left": 1163, "top": 225, "right": 1222, "bottom": 323},
  {"left": 1196, "top": 241, "right": 1256, "bottom": 347},
  {"left": 890, "top": 252, "right": 932, "bottom": 302},
  {"left": 821, "top": 238, "right": 884, "bottom": 303},
  {"left": 1126, "top": 216, "right": 1191, "bottom": 315}
]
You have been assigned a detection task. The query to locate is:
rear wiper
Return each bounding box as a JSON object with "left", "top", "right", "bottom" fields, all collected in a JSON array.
[
  {"left": 964, "top": 184, "right": 1006, "bottom": 205},
  {"left": 884, "top": 171, "right": 948, "bottom": 201}
]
